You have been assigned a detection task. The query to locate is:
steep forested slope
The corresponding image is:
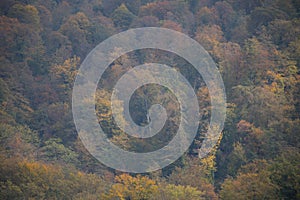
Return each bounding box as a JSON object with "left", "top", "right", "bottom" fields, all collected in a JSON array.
[{"left": 0, "top": 0, "right": 299, "bottom": 199}]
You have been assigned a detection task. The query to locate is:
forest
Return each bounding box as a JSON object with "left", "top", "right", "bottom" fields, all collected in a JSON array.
[{"left": 0, "top": 0, "right": 299, "bottom": 199}]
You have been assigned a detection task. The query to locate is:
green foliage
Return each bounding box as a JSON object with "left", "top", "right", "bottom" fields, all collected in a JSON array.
[
  {"left": 0, "top": 158, "right": 108, "bottom": 200},
  {"left": 0, "top": 123, "right": 39, "bottom": 158},
  {"left": 248, "top": 7, "right": 287, "bottom": 33},
  {"left": 111, "top": 3, "right": 136, "bottom": 30},
  {"left": 7, "top": 4, "right": 40, "bottom": 26},
  {"left": 269, "top": 148, "right": 300, "bottom": 199},
  {"left": 40, "top": 138, "right": 79, "bottom": 164},
  {"left": 0, "top": 0, "right": 299, "bottom": 199}
]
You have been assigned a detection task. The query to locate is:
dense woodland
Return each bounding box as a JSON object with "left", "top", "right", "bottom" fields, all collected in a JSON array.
[{"left": 0, "top": 0, "right": 300, "bottom": 199}]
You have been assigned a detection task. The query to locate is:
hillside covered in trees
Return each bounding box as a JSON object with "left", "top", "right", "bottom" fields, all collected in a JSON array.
[{"left": 0, "top": 0, "right": 300, "bottom": 199}]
